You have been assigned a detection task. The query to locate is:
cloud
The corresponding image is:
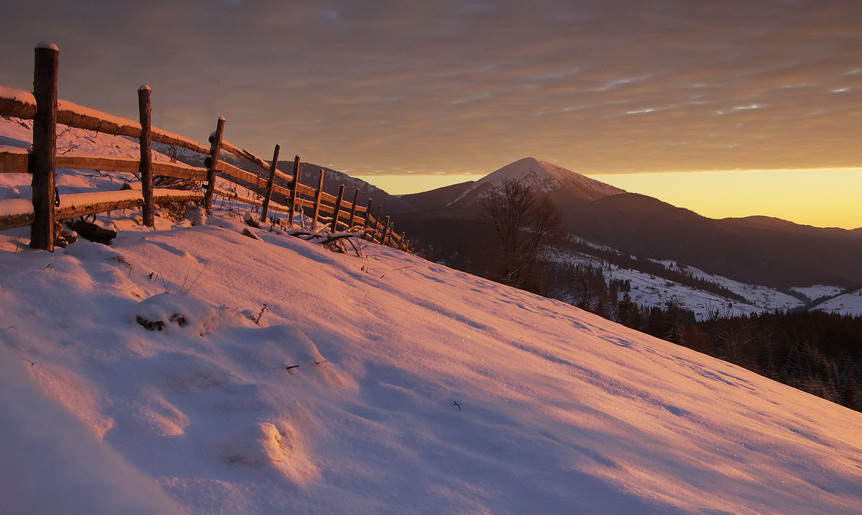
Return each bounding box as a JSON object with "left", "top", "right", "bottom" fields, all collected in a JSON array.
[{"left": 1, "top": 0, "right": 861, "bottom": 175}]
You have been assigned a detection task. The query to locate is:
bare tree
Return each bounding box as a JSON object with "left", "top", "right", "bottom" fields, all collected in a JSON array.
[{"left": 480, "top": 178, "right": 561, "bottom": 291}]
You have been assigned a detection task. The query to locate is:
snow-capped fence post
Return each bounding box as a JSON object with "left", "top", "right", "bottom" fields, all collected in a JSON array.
[
  {"left": 362, "top": 198, "right": 372, "bottom": 240},
  {"left": 348, "top": 188, "right": 360, "bottom": 228},
  {"left": 137, "top": 85, "right": 154, "bottom": 227},
  {"left": 30, "top": 43, "right": 59, "bottom": 251},
  {"left": 382, "top": 216, "right": 392, "bottom": 246},
  {"left": 260, "top": 144, "right": 280, "bottom": 223},
  {"left": 331, "top": 184, "right": 345, "bottom": 232},
  {"left": 204, "top": 117, "right": 225, "bottom": 214},
  {"left": 312, "top": 169, "right": 325, "bottom": 230},
  {"left": 288, "top": 155, "right": 301, "bottom": 227},
  {"left": 373, "top": 205, "right": 383, "bottom": 242}
]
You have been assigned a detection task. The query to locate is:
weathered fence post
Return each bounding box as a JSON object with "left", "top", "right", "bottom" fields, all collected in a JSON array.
[
  {"left": 288, "top": 155, "right": 301, "bottom": 227},
  {"left": 30, "top": 43, "right": 59, "bottom": 251},
  {"left": 260, "top": 144, "right": 280, "bottom": 223},
  {"left": 138, "top": 85, "right": 154, "bottom": 227},
  {"left": 331, "top": 184, "right": 345, "bottom": 233},
  {"left": 374, "top": 205, "right": 383, "bottom": 242},
  {"left": 382, "top": 216, "right": 392, "bottom": 246},
  {"left": 362, "top": 202, "right": 374, "bottom": 241},
  {"left": 204, "top": 116, "right": 225, "bottom": 213},
  {"left": 348, "top": 188, "right": 360, "bottom": 228},
  {"left": 312, "top": 169, "right": 325, "bottom": 230}
]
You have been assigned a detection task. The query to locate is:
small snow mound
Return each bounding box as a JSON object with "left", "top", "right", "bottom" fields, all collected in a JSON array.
[
  {"left": 243, "top": 211, "right": 261, "bottom": 228},
  {"left": 242, "top": 228, "right": 262, "bottom": 241},
  {"left": 64, "top": 239, "right": 123, "bottom": 262},
  {"left": 278, "top": 325, "right": 326, "bottom": 365},
  {"left": 222, "top": 325, "right": 351, "bottom": 388},
  {"left": 128, "top": 397, "right": 189, "bottom": 437},
  {"left": 132, "top": 292, "right": 217, "bottom": 335},
  {"left": 218, "top": 422, "right": 288, "bottom": 467},
  {"left": 184, "top": 205, "right": 206, "bottom": 226},
  {"left": 213, "top": 421, "right": 320, "bottom": 483}
]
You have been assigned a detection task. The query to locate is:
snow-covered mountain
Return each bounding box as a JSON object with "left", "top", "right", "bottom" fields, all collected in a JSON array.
[
  {"left": 396, "top": 157, "right": 862, "bottom": 294},
  {"left": 448, "top": 156, "right": 625, "bottom": 207}
]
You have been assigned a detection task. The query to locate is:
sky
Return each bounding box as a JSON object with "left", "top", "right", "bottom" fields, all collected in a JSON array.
[
  {"left": 591, "top": 168, "right": 862, "bottom": 229},
  {"left": 2, "top": 0, "right": 861, "bottom": 227}
]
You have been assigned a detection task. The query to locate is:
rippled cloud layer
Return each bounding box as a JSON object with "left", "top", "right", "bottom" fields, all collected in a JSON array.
[{"left": 2, "top": 0, "right": 860, "bottom": 175}]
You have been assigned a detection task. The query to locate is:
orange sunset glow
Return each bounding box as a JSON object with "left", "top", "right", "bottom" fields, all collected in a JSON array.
[
  {"left": 5, "top": 3, "right": 862, "bottom": 513},
  {"left": 359, "top": 167, "right": 862, "bottom": 229},
  {"left": 2, "top": 1, "right": 860, "bottom": 228}
]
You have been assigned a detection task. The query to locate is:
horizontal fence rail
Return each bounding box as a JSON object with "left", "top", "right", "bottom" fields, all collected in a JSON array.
[{"left": 0, "top": 44, "right": 409, "bottom": 252}]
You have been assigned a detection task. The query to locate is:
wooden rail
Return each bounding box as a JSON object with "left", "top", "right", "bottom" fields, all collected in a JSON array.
[
  {"left": 0, "top": 44, "right": 410, "bottom": 252},
  {"left": 0, "top": 189, "right": 204, "bottom": 231}
]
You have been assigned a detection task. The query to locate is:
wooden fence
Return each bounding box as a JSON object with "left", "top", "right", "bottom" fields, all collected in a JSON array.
[{"left": 0, "top": 44, "right": 409, "bottom": 252}]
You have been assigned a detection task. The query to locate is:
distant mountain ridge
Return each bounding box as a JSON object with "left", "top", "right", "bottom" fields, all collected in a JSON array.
[
  {"left": 161, "top": 143, "right": 862, "bottom": 291},
  {"left": 393, "top": 157, "right": 862, "bottom": 291}
]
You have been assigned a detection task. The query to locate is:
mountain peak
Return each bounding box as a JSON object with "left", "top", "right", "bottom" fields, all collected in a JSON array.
[{"left": 469, "top": 157, "right": 625, "bottom": 201}]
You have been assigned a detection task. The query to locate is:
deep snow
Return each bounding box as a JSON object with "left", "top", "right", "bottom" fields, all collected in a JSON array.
[
  {"left": 1, "top": 212, "right": 862, "bottom": 513},
  {"left": 1, "top": 118, "right": 862, "bottom": 514}
]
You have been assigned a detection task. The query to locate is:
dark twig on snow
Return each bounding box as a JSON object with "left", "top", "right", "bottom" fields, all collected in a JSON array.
[
  {"left": 181, "top": 264, "right": 207, "bottom": 295},
  {"left": 381, "top": 264, "right": 414, "bottom": 279},
  {"left": 252, "top": 304, "right": 268, "bottom": 325}
]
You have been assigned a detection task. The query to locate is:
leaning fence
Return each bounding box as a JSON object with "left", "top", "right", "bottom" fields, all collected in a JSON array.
[{"left": 0, "top": 43, "right": 409, "bottom": 252}]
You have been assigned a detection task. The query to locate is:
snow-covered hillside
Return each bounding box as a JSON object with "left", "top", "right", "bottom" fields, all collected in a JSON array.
[
  {"left": 791, "top": 285, "right": 845, "bottom": 302},
  {"left": 2, "top": 216, "right": 862, "bottom": 513},
  {"left": 2, "top": 119, "right": 862, "bottom": 513},
  {"left": 813, "top": 289, "right": 862, "bottom": 317},
  {"left": 547, "top": 247, "right": 813, "bottom": 319}
]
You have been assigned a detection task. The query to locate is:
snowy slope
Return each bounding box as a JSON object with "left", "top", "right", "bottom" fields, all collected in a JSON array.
[
  {"left": 2, "top": 212, "right": 862, "bottom": 513},
  {"left": 791, "top": 285, "right": 845, "bottom": 302},
  {"left": 547, "top": 248, "right": 808, "bottom": 319},
  {"left": 2, "top": 119, "right": 862, "bottom": 513},
  {"left": 812, "top": 289, "right": 862, "bottom": 317},
  {"left": 673, "top": 263, "right": 804, "bottom": 310}
]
